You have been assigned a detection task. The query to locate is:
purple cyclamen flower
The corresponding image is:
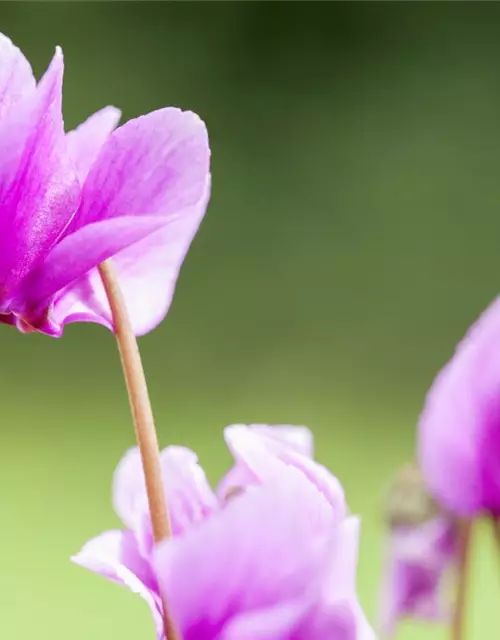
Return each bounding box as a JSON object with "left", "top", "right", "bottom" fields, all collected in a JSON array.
[
  {"left": 418, "top": 297, "right": 500, "bottom": 516},
  {"left": 73, "top": 425, "right": 374, "bottom": 639},
  {"left": 378, "top": 464, "right": 459, "bottom": 637},
  {"left": 379, "top": 517, "right": 458, "bottom": 638},
  {"left": 155, "top": 469, "right": 370, "bottom": 640},
  {"left": 0, "top": 34, "right": 210, "bottom": 336}
]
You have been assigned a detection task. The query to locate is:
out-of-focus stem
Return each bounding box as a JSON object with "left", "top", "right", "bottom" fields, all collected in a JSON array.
[
  {"left": 451, "top": 519, "right": 473, "bottom": 640},
  {"left": 98, "top": 259, "right": 180, "bottom": 640},
  {"left": 490, "top": 515, "right": 500, "bottom": 552}
]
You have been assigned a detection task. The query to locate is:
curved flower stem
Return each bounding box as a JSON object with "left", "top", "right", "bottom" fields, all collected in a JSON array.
[
  {"left": 451, "top": 519, "right": 473, "bottom": 640},
  {"left": 98, "top": 259, "right": 180, "bottom": 640},
  {"left": 490, "top": 515, "right": 500, "bottom": 552}
]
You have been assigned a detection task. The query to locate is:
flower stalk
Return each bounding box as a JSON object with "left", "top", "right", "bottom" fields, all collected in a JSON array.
[
  {"left": 98, "top": 259, "right": 180, "bottom": 640},
  {"left": 451, "top": 519, "right": 472, "bottom": 640}
]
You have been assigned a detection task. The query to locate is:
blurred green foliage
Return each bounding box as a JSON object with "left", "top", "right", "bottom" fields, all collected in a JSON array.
[{"left": 1, "top": 4, "right": 500, "bottom": 639}]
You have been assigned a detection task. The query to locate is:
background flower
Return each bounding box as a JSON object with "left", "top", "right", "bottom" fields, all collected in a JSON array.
[
  {"left": 379, "top": 517, "right": 457, "bottom": 638},
  {"left": 418, "top": 297, "right": 500, "bottom": 517},
  {"left": 73, "top": 426, "right": 372, "bottom": 639},
  {"left": 156, "top": 468, "right": 372, "bottom": 640}
]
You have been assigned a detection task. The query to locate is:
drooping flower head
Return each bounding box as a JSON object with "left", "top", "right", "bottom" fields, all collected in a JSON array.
[
  {"left": 73, "top": 425, "right": 374, "bottom": 639},
  {"left": 378, "top": 464, "right": 458, "bottom": 638},
  {"left": 0, "top": 34, "right": 210, "bottom": 336},
  {"left": 418, "top": 297, "right": 500, "bottom": 516}
]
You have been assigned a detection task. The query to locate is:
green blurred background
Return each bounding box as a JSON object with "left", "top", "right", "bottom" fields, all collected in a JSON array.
[{"left": 1, "top": 3, "right": 499, "bottom": 639}]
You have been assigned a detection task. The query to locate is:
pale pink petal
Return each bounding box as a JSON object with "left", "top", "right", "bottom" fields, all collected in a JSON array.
[
  {"left": 325, "top": 517, "right": 361, "bottom": 598},
  {"left": 246, "top": 424, "right": 314, "bottom": 458},
  {"left": 319, "top": 516, "right": 375, "bottom": 640},
  {"left": 159, "top": 445, "right": 218, "bottom": 533},
  {"left": 217, "top": 426, "right": 292, "bottom": 499},
  {"left": 112, "top": 446, "right": 217, "bottom": 553},
  {"left": 72, "top": 530, "right": 163, "bottom": 638},
  {"left": 112, "top": 448, "right": 149, "bottom": 532},
  {"left": 48, "top": 176, "right": 210, "bottom": 336},
  {"left": 155, "top": 469, "right": 336, "bottom": 640},
  {"left": 66, "top": 106, "right": 121, "bottom": 183},
  {"left": 219, "top": 601, "right": 315, "bottom": 640},
  {"left": 0, "top": 47, "right": 79, "bottom": 301},
  {"left": 219, "top": 426, "right": 346, "bottom": 518}
]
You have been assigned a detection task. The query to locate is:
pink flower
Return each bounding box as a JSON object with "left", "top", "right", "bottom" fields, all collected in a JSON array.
[
  {"left": 418, "top": 297, "right": 500, "bottom": 516},
  {"left": 73, "top": 426, "right": 374, "bottom": 639},
  {"left": 0, "top": 33, "right": 210, "bottom": 336},
  {"left": 379, "top": 517, "right": 457, "bottom": 637},
  {"left": 155, "top": 470, "right": 369, "bottom": 640}
]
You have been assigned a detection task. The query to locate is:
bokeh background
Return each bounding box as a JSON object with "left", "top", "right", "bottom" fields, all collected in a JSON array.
[{"left": 1, "top": 3, "right": 500, "bottom": 639}]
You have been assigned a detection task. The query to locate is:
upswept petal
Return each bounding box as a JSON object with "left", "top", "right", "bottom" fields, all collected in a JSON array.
[
  {"left": 158, "top": 445, "right": 218, "bottom": 534},
  {"left": 244, "top": 424, "right": 314, "bottom": 458},
  {"left": 112, "top": 446, "right": 217, "bottom": 553},
  {"left": 0, "top": 33, "right": 35, "bottom": 115},
  {"left": 155, "top": 469, "right": 336, "bottom": 640},
  {"left": 219, "top": 425, "right": 346, "bottom": 518},
  {"left": 47, "top": 175, "right": 211, "bottom": 336},
  {"left": 72, "top": 530, "right": 163, "bottom": 639},
  {"left": 66, "top": 106, "right": 209, "bottom": 233},
  {"left": 0, "top": 47, "right": 80, "bottom": 301},
  {"left": 218, "top": 425, "right": 294, "bottom": 499},
  {"left": 112, "top": 448, "right": 149, "bottom": 533},
  {"left": 66, "top": 106, "right": 121, "bottom": 183}
]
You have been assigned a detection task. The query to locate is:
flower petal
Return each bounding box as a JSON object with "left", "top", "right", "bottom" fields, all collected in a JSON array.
[
  {"left": 221, "top": 596, "right": 362, "bottom": 640},
  {"left": 112, "top": 448, "right": 149, "bottom": 533},
  {"left": 219, "top": 425, "right": 346, "bottom": 518},
  {"left": 418, "top": 297, "right": 500, "bottom": 516},
  {"left": 219, "top": 601, "right": 319, "bottom": 640},
  {"left": 218, "top": 425, "right": 292, "bottom": 498},
  {"left": 66, "top": 106, "right": 121, "bottom": 183},
  {"left": 378, "top": 517, "right": 457, "bottom": 636},
  {"left": 18, "top": 214, "right": 170, "bottom": 332},
  {"left": 245, "top": 424, "right": 314, "bottom": 457},
  {"left": 0, "top": 33, "right": 35, "bottom": 115},
  {"left": 66, "top": 106, "right": 209, "bottom": 233},
  {"left": 159, "top": 445, "right": 219, "bottom": 533},
  {"left": 325, "top": 516, "right": 361, "bottom": 598},
  {"left": 112, "top": 446, "right": 217, "bottom": 554},
  {"left": 0, "top": 47, "right": 79, "bottom": 303},
  {"left": 323, "top": 517, "right": 376, "bottom": 640},
  {"left": 46, "top": 176, "right": 210, "bottom": 336},
  {"left": 155, "top": 468, "right": 337, "bottom": 640},
  {"left": 72, "top": 530, "right": 163, "bottom": 638}
]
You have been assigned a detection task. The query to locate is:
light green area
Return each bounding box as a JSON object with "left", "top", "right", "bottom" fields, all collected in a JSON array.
[{"left": 1, "top": 4, "right": 500, "bottom": 638}]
